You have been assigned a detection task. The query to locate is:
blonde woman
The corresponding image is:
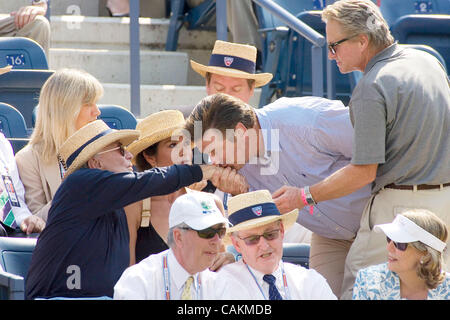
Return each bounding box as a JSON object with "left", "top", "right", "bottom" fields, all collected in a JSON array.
[
  {"left": 125, "top": 110, "right": 247, "bottom": 268},
  {"left": 353, "top": 209, "right": 449, "bottom": 300},
  {"left": 15, "top": 68, "right": 102, "bottom": 222}
]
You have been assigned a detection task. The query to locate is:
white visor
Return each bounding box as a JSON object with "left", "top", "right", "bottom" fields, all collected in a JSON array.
[{"left": 374, "top": 215, "right": 446, "bottom": 253}]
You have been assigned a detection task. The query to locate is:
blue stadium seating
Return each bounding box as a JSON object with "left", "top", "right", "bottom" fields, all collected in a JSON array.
[
  {"left": 0, "top": 69, "right": 54, "bottom": 129},
  {"left": 98, "top": 105, "right": 138, "bottom": 130},
  {"left": 0, "top": 37, "right": 48, "bottom": 70},
  {"left": 0, "top": 237, "right": 37, "bottom": 278},
  {"left": 256, "top": 6, "right": 358, "bottom": 106},
  {"left": 391, "top": 14, "right": 450, "bottom": 73},
  {"left": 0, "top": 103, "right": 28, "bottom": 139},
  {"left": 166, "top": 0, "right": 216, "bottom": 51},
  {"left": 0, "top": 103, "right": 30, "bottom": 154},
  {"left": 227, "top": 242, "right": 310, "bottom": 269},
  {"left": 378, "top": 0, "right": 450, "bottom": 27},
  {"left": 0, "top": 237, "right": 36, "bottom": 300}
]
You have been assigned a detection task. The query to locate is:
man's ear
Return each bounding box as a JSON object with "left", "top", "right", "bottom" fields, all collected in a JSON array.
[
  {"left": 234, "top": 122, "right": 247, "bottom": 138},
  {"left": 230, "top": 234, "right": 243, "bottom": 254},
  {"left": 87, "top": 157, "right": 102, "bottom": 169}
]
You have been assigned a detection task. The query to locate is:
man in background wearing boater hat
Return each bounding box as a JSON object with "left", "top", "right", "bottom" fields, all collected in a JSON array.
[
  {"left": 25, "top": 120, "right": 224, "bottom": 299},
  {"left": 190, "top": 40, "right": 272, "bottom": 107},
  {"left": 214, "top": 190, "right": 336, "bottom": 300}
]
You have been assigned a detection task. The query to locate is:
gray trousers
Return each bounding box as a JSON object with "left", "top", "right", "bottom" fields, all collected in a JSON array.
[{"left": 0, "top": 14, "right": 50, "bottom": 57}]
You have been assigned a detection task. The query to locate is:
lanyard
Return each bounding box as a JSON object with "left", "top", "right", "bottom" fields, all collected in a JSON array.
[
  {"left": 162, "top": 253, "right": 201, "bottom": 300},
  {"left": 245, "top": 262, "right": 291, "bottom": 300}
]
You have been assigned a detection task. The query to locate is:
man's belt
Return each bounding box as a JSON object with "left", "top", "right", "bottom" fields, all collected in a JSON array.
[{"left": 384, "top": 183, "right": 450, "bottom": 191}]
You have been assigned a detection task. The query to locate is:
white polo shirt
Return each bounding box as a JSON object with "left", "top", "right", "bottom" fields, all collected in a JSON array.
[{"left": 113, "top": 249, "right": 217, "bottom": 300}]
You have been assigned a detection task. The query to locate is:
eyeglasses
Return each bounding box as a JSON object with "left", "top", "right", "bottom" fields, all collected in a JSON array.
[
  {"left": 328, "top": 34, "right": 357, "bottom": 55},
  {"left": 97, "top": 145, "right": 126, "bottom": 157},
  {"left": 386, "top": 237, "right": 409, "bottom": 251},
  {"left": 238, "top": 229, "right": 281, "bottom": 246},
  {"left": 181, "top": 226, "right": 227, "bottom": 239}
]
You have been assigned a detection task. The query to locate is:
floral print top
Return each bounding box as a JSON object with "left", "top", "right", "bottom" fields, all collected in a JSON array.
[{"left": 353, "top": 263, "right": 450, "bottom": 300}]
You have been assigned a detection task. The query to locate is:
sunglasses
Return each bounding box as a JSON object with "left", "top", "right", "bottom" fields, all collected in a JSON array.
[
  {"left": 386, "top": 236, "right": 409, "bottom": 251},
  {"left": 97, "top": 145, "right": 126, "bottom": 157},
  {"left": 328, "top": 34, "right": 358, "bottom": 55},
  {"left": 238, "top": 229, "right": 281, "bottom": 246},
  {"left": 181, "top": 226, "right": 226, "bottom": 239}
]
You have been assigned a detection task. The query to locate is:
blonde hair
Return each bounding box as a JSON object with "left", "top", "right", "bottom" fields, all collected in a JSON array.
[
  {"left": 30, "top": 68, "right": 103, "bottom": 163},
  {"left": 402, "top": 209, "right": 448, "bottom": 289},
  {"left": 322, "top": 0, "right": 394, "bottom": 49}
]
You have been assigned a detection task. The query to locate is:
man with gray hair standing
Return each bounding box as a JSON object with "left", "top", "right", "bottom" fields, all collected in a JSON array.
[{"left": 272, "top": 0, "right": 450, "bottom": 299}]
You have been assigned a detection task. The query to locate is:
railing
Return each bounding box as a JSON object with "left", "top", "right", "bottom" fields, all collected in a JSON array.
[
  {"left": 252, "top": 0, "right": 332, "bottom": 98},
  {"left": 129, "top": 0, "right": 140, "bottom": 117}
]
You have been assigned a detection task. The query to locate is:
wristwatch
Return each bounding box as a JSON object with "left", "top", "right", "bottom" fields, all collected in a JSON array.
[{"left": 303, "top": 186, "right": 317, "bottom": 206}]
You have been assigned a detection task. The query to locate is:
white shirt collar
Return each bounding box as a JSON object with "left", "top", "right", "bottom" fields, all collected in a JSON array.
[{"left": 167, "top": 249, "right": 199, "bottom": 291}]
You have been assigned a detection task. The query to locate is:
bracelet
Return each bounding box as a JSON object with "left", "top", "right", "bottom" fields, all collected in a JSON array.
[{"left": 301, "top": 187, "right": 314, "bottom": 216}]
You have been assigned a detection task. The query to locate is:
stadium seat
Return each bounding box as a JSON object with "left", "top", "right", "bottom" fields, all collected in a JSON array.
[
  {"left": 0, "top": 37, "right": 48, "bottom": 70},
  {"left": 378, "top": 0, "right": 450, "bottom": 27},
  {"left": 166, "top": 0, "right": 216, "bottom": 51},
  {"left": 0, "top": 103, "right": 28, "bottom": 139},
  {"left": 0, "top": 270, "right": 25, "bottom": 300},
  {"left": 0, "top": 237, "right": 37, "bottom": 278},
  {"left": 256, "top": 7, "right": 359, "bottom": 106},
  {"left": 282, "top": 243, "right": 310, "bottom": 269},
  {"left": 0, "top": 237, "right": 36, "bottom": 300},
  {"left": 98, "top": 105, "right": 138, "bottom": 130},
  {"left": 0, "top": 69, "right": 54, "bottom": 129},
  {"left": 391, "top": 14, "right": 450, "bottom": 73},
  {"left": 0, "top": 103, "right": 30, "bottom": 154},
  {"left": 227, "top": 242, "right": 310, "bottom": 269}
]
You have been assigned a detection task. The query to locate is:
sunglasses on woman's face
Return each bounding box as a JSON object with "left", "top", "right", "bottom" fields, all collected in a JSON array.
[
  {"left": 386, "top": 236, "right": 409, "bottom": 251},
  {"left": 181, "top": 226, "right": 226, "bottom": 239}
]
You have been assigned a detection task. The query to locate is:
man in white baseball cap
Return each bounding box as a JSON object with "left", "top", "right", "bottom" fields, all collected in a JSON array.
[{"left": 114, "top": 191, "right": 230, "bottom": 300}]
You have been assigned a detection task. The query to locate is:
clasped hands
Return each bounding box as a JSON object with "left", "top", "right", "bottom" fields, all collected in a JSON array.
[{"left": 198, "top": 165, "right": 249, "bottom": 195}]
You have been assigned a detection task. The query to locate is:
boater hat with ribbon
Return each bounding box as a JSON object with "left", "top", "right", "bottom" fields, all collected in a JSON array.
[
  {"left": 126, "top": 110, "right": 186, "bottom": 165},
  {"left": 190, "top": 40, "right": 273, "bottom": 88},
  {"left": 224, "top": 190, "right": 298, "bottom": 244},
  {"left": 58, "top": 120, "right": 139, "bottom": 178},
  {"left": 0, "top": 65, "right": 12, "bottom": 75}
]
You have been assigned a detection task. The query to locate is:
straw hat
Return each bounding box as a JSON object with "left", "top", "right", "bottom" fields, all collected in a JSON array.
[
  {"left": 190, "top": 40, "right": 273, "bottom": 88},
  {"left": 0, "top": 65, "right": 12, "bottom": 75},
  {"left": 224, "top": 190, "right": 298, "bottom": 244},
  {"left": 58, "top": 120, "right": 139, "bottom": 178},
  {"left": 126, "top": 110, "right": 186, "bottom": 164}
]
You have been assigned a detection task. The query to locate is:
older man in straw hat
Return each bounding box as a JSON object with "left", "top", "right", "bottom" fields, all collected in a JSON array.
[
  {"left": 214, "top": 190, "right": 336, "bottom": 300},
  {"left": 25, "top": 120, "right": 222, "bottom": 300},
  {"left": 114, "top": 191, "right": 229, "bottom": 299},
  {"left": 190, "top": 40, "right": 272, "bottom": 106}
]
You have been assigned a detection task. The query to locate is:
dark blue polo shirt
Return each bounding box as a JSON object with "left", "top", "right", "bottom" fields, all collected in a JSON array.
[{"left": 25, "top": 164, "right": 202, "bottom": 299}]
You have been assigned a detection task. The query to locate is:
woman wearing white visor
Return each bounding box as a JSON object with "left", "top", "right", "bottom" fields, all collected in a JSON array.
[{"left": 352, "top": 209, "right": 449, "bottom": 300}]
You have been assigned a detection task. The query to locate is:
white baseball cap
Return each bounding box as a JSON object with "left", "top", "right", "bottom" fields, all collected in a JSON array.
[
  {"left": 169, "top": 191, "right": 230, "bottom": 230},
  {"left": 374, "top": 214, "right": 447, "bottom": 252}
]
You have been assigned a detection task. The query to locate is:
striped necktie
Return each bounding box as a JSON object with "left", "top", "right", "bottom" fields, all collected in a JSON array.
[
  {"left": 181, "top": 276, "right": 194, "bottom": 300},
  {"left": 263, "top": 274, "right": 283, "bottom": 300}
]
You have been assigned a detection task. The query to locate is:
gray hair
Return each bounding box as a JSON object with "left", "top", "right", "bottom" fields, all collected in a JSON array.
[
  {"left": 167, "top": 222, "right": 190, "bottom": 248},
  {"left": 322, "top": 0, "right": 394, "bottom": 49}
]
